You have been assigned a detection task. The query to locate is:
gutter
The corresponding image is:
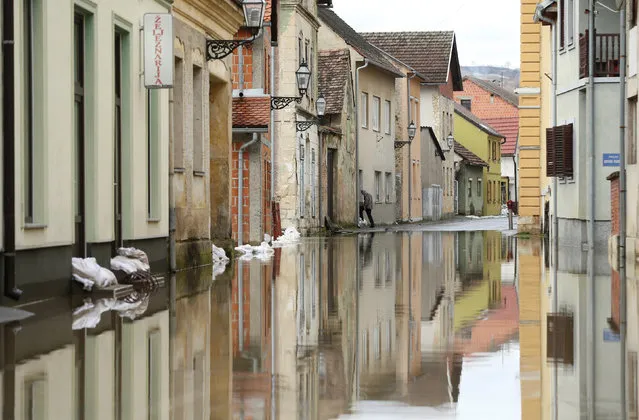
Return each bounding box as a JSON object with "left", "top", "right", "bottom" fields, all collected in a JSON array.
[
  {"left": 618, "top": 3, "right": 627, "bottom": 418},
  {"left": 270, "top": 44, "right": 275, "bottom": 237},
  {"left": 355, "top": 59, "right": 369, "bottom": 223},
  {"left": 587, "top": 1, "right": 596, "bottom": 415},
  {"left": 238, "top": 134, "right": 260, "bottom": 246},
  {"left": 2, "top": 0, "right": 19, "bottom": 301}
]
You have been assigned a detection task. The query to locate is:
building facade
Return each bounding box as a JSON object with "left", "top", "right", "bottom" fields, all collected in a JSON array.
[
  {"left": 2, "top": 0, "right": 171, "bottom": 303},
  {"left": 420, "top": 127, "right": 446, "bottom": 221},
  {"left": 535, "top": 0, "right": 620, "bottom": 248},
  {"left": 272, "top": 0, "right": 325, "bottom": 234},
  {"left": 454, "top": 141, "right": 489, "bottom": 216},
  {"left": 230, "top": 8, "right": 274, "bottom": 245},
  {"left": 362, "top": 31, "right": 464, "bottom": 221},
  {"left": 171, "top": 0, "right": 244, "bottom": 267},
  {"left": 318, "top": 9, "right": 404, "bottom": 226},
  {"left": 454, "top": 77, "right": 519, "bottom": 204},
  {"left": 454, "top": 103, "right": 505, "bottom": 216},
  {"left": 317, "top": 48, "right": 357, "bottom": 226}
]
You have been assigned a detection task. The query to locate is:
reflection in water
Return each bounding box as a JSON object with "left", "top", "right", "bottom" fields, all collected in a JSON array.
[{"left": 11, "top": 228, "right": 634, "bottom": 418}]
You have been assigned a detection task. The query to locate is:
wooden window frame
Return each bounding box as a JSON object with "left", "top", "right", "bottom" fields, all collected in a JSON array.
[{"left": 546, "top": 124, "right": 574, "bottom": 179}]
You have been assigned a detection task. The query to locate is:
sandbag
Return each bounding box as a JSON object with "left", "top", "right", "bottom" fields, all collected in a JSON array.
[
  {"left": 72, "top": 257, "right": 117, "bottom": 289},
  {"left": 117, "top": 247, "right": 149, "bottom": 265},
  {"left": 110, "top": 255, "right": 148, "bottom": 274}
]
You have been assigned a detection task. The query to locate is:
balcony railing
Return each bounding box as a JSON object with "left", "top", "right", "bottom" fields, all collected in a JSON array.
[{"left": 579, "top": 30, "right": 620, "bottom": 78}]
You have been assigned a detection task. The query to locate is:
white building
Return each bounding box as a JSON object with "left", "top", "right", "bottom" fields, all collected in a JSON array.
[{"left": 1, "top": 0, "right": 170, "bottom": 302}]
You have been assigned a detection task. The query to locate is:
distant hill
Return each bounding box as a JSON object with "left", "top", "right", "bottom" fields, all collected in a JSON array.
[{"left": 461, "top": 66, "right": 520, "bottom": 92}]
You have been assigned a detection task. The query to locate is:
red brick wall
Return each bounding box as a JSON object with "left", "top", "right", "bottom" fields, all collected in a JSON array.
[
  {"left": 611, "top": 268, "right": 620, "bottom": 333},
  {"left": 231, "top": 142, "right": 251, "bottom": 244},
  {"left": 232, "top": 263, "right": 251, "bottom": 356},
  {"left": 453, "top": 79, "right": 518, "bottom": 119},
  {"left": 439, "top": 69, "right": 455, "bottom": 99},
  {"left": 610, "top": 175, "right": 619, "bottom": 235},
  {"left": 262, "top": 143, "right": 272, "bottom": 237}
]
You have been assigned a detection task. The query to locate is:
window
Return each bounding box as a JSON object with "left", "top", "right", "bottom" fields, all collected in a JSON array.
[
  {"left": 73, "top": 11, "right": 87, "bottom": 256},
  {"left": 546, "top": 313, "right": 574, "bottom": 365},
  {"left": 359, "top": 169, "right": 363, "bottom": 191},
  {"left": 468, "top": 178, "right": 473, "bottom": 198},
  {"left": 361, "top": 92, "right": 369, "bottom": 128},
  {"left": 477, "top": 178, "right": 482, "bottom": 196},
  {"left": 374, "top": 171, "right": 382, "bottom": 202},
  {"left": 461, "top": 99, "right": 471, "bottom": 111},
  {"left": 559, "top": 0, "right": 574, "bottom": 48},
  {"left": 193, "top": 65, "right": 204, "bottom": 174},
  {"left": 384, "top": 100, "right": 391, "bottom": 134},
  {"left": 374, "top": 254, "right": 382, "bottom": 287},
  {"left": 385, "top": 172, "right": 392, "bottom": 202},
  {"left": 174, "top": 57, "right": 184, "bottom": 169},
  {"left": 546, "top": 123, "right": 574, "bottom": 178},
  {"left": 385, "top": 251, "right": 392, "bottom": 286},
  {"left": 372, "top": 96, "right": 381, "bottom": 131},
  {"left": 362, "top": 330, "right": 369, "bottom": 366},
  {"left": 23, "top": 0, "right": 45, "bottom": 224},
  {"left": 633, "top": 0, "right": 638, "bottom": 28},
  {"left": 298, "top": 32, "right": 303, "bottom": 64},
  {"left": 629, "top": 96, "right": 637, "bottom": 165},
  {"left": 373, "top": 326, "right": 381, "bottom": 360},
  {"left": 488, "top": 181, "right": 492, "bottom": 203},
  {"left": 147, "top": 90, "right": 161, "bottom": 220},
  {"left": 311, "top": 149, "right": 316, "bottom": 218},
  {"left": 114, "top": 29, "right": 130, "bottom": 249}
]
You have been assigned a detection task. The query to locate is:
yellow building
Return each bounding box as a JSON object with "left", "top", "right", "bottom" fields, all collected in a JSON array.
[
  {"left": 454, "top": 103, "right": 505, "bottom": 216},
  {"left": 517, "top": 0, "right": 544, "bottom": 233}
]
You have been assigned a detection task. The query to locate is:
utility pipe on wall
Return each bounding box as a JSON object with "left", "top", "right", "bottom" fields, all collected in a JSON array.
[
  {"left": 355, "top": 59, "right": 370, "bottom": 224},
  {"left": 238, "top": 134, "right": 259, "bottom": 246},
  {"left": 587, "top": 1, "right": 596, "bottom": 416},
  {"left": 619, "top": 3, "right": 627, "bottom": 418},
  {"left": 407, "top": 73, "right": 417, "bottom": 221}
]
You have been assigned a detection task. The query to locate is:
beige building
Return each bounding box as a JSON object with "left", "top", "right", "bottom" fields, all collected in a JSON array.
[
  {"left": 1, "top": 0, "right": 171, "bottom": 303},
  {"left": 171, "top": 0, "right": 244, "bottom": 268},
  {"left": 363, "top": 32, "right": 464, "bottom": 220},
  {"left": 272, "top": 0, "right": 326, "bottom": 234},
  {"left": 318, "top": 9, "right": 404, "bottom": 226}
]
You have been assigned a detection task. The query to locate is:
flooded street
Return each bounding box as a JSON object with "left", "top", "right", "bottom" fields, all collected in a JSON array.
[{"left": 0, "top": 221, "right": 627, "bottom": 419}]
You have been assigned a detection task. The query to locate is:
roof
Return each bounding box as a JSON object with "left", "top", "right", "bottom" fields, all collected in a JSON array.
[
  {"left": 232, "top": 96, "right": 270, "bottom": 128},
  {"left": 454, "top": 102, "right": 505, "bottom": 139},
  {"left": 318, "top": 49, "right": 352, "bottom": 115},
  {"left": 483, "top": 117, "right": 518, "bottom": 155},
  {"left": 317, "top": 9, "right": 404, "bottom": 78},
  {"left": 361, "top": 31, "right": 463, "bottom": 89},
  {"left": 464, "top": 76, "right": 518, "bottom": 107},
  {"left": 423, "top": 126, "right": 446, "bottom": 160},
  {"left": 454, "top": 141, "right": 488, "bottom": 167}
]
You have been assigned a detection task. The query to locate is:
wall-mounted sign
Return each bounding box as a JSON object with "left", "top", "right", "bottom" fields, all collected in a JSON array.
[
  {"left": 603, "top": 153, "right": 620, "bottom": 167},
  {"left": 603, "top": 328, "right": 620, "bottom": 342},
  {"left": 144, "top": 13, "right": 173, "bottom": 88}
]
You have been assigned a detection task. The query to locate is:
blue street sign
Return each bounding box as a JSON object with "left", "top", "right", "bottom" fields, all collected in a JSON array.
[
  {"left": 603, "top": 153, "right": 620, "bottom": 167},
  {"left": 603, "top": 329, "right": 620, "bottom": 342}
]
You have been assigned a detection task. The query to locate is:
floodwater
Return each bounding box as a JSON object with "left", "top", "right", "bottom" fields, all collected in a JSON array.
[{"left": 0, "top": 226, "right": 628, "bottom": 419}]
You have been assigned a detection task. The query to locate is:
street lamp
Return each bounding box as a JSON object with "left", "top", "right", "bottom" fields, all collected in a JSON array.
[
  {"left": 296, "top": 94, "right": 326, "bottom": 132},
  {"left": 206, "top": 0, "right": 265, "bottom": 60},
  {"left": 446, "top": 134, "right": 455, "bottom": 151},
  {"left": 272, "top": 60, "right": 314, "bottom": 110},
  {"left": 395, "top": 121, "right": 417, "bottom": 149}
]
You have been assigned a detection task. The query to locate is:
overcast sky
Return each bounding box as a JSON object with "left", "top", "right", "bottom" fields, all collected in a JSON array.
[{"left": 331, "top": 0, "right": 521, "bottom": 69}]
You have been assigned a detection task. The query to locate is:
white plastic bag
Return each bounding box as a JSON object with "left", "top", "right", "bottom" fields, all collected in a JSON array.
[
  {"left": 110, "top": 255, "right": 148, "bottom": 274},
  {"left": 117, "top": 247, "right": 149, "bottom": 265},
  {"left": 72, "top": 257, "right": 117, "bottom": 289},
  {"left": 212, "top": 244, "right": 230, "bottom": 263}
]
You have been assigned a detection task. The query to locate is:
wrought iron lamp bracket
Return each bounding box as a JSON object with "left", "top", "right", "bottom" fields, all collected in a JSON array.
[
  {"left": 206, "top": 35, "right": 257, "bottom": 61},
  {"left": 394, "top": 140, "right": 411, "bottom": 149},
  {"left": 271, "top": 96, "right": 303, "bottom": 110},
  {"left": 296, "top": 120, "right": 319, "bottom": 132}
]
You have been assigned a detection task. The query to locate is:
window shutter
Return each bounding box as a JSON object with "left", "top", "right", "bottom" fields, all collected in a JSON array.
[
  {"left": 560, "top": 0, "right": 565, "bottom": 48},
  {"left": 555, "top": 126, "right": 565, "bottom": 177},
  {"left": 562, "top": 124, "right": 574, "bottom": 178},
  {"left": 546, "top": 127, "right": 556, "bottom": 177}
]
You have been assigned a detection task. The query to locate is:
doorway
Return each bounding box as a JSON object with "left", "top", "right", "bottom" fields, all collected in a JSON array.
[
  {"left": 327, "top": 148, "right": 335, "bottom": 221},
  {"left": 73, "top": 13, "right": 86, "bottom": 257},
  {"left": 113, "top": 31, "right": 123, "bottom": 252}
]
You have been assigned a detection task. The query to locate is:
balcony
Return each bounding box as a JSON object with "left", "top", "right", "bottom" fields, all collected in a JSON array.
[{"left": 579, "top": 30, "right": 620, "bottom": 78}]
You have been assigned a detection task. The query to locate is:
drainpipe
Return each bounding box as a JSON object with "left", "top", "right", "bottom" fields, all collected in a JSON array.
[
  {"left": 587, "top": 1, "right": 596, "bottom": 416},
  {"left": 2, "top": 0, "right": 19, "bottom": 301},
  {"left": 355, "top": 59, "right": 370, "bottom": 224},
  {"left": 238, "top": 134, "right": 259, "bottom": 246},
  {"left": 619, "top": 3, "right": 627, "bottom": 418},
  {"left": 535, "top": 9, "right": 558, "bottom": 420},
  {"left": 270, "top": 45, "right": 275, "bottom": 219},
  {"left": 407, "top": 73, "right": 417, "bottom": 221},
  {"left": 169, "top": 87, "right": 176, "bottom": 273}
]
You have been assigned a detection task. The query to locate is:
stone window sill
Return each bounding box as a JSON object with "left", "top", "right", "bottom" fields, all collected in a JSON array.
[{"left": 23, "top": 223, "right": 47, "bottom": 230}]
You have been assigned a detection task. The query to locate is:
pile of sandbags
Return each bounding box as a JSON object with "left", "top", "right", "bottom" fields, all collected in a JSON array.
[{"left": 72, "top": 258, "right": 117, "bottom": 291}]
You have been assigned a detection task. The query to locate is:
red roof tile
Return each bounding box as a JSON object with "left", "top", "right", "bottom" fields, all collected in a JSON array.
[
  {"left": 483, "top": 117, "right": 519, "bottom": 156},
  {"left": 233, "top": 96, "right": 270, "bottom": 128},
  {"left": 318, "top": 49, "right": 352, "bottom": 115}
]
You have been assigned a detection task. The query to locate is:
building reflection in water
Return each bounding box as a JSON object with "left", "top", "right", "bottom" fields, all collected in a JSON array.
[{"left": 0, "top": 229, "right": 527, "bottom": 419}]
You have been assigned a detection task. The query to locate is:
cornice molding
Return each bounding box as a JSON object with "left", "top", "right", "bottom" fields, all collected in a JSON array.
[{"left": 174, "top": 0, "right": 244, "bottom": 37}]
